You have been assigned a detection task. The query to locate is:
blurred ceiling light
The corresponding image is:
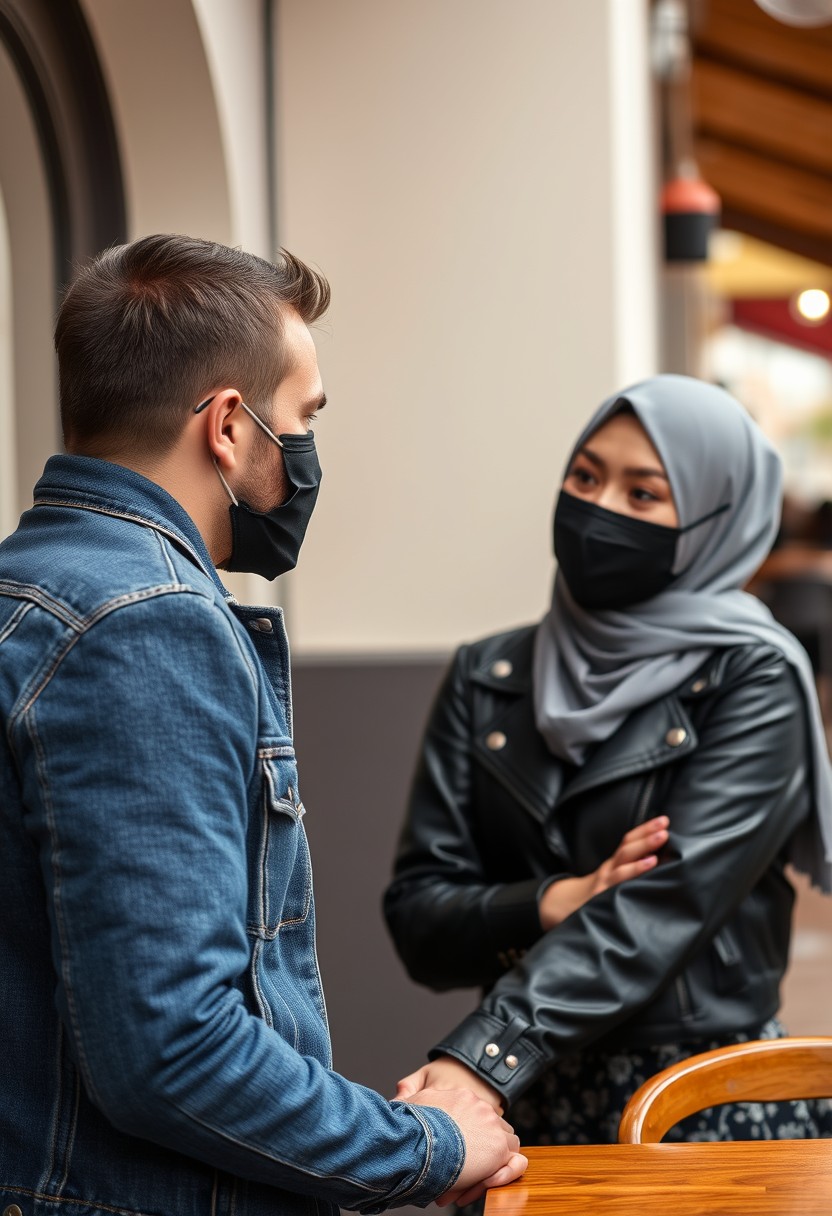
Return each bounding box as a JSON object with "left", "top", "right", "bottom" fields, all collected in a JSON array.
[
  {"left": 754, "top": 0, "right": 832, "bottom": 25},
  {"left": 792, "top": 289, "right": 832, "bottom": 324}
]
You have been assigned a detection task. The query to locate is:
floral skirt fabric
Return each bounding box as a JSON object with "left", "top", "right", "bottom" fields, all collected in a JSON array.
[{"left": 508, "top": 1019, "right": 832, "bottom": 1146}]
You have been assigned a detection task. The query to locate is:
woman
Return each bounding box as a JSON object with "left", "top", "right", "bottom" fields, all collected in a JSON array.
[{"left": 384, "top": 375, "right": 832, "bottom": 1145}]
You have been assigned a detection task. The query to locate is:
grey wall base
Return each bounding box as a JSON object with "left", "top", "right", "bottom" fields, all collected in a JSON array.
[{"left": 293, "top": 657, "right": 478, "bottom": 1092}]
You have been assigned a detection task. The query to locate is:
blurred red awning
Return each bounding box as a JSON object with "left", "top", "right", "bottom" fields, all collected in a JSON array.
[{"left": 730, "top": 297, "right": 832, "bottom": 356}]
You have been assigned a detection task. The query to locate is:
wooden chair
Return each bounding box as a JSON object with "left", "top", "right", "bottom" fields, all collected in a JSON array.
[{"left": 618, "top": 1036, "right": 832, "bottom": 1144}]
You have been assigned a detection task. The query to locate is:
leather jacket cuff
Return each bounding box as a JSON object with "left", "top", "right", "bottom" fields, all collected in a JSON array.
[{"left": 429, "top": 1011, "right": 548, "bottom": 1104}]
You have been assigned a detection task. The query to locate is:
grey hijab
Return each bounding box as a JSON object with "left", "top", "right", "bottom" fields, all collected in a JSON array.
[{"left": 534, "top": 374, "right": 832, "bottom": 892}]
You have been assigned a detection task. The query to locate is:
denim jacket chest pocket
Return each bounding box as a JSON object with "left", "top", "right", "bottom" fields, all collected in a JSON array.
[{"left": 249, "top": 744, "right": 312, "bottom": 937}]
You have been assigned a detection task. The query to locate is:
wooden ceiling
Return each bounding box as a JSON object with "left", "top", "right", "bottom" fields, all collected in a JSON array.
[{"left": 690, "top": 0, "right": 832, "bottom": 265}]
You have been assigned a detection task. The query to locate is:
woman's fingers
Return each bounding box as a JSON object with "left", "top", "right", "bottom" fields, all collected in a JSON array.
[
  {"left": 613, "top": 818, "right": 669, "bottom": 862},
  {"left": 622, "top": 815, "right": 669, "bottom": 844},
  {"left": 596, "top": 817, "right": 669, "bottom": 890}
]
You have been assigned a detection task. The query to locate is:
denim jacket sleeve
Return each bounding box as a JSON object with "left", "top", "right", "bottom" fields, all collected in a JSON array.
[{"left": 14, "top": 589, "right": 463, "bottom": 1210}]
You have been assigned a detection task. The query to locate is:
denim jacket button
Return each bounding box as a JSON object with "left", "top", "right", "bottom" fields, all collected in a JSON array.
[
  {"left": 4, "top": 1204, "right": 24, "bottom": 1216},
  {"left": 666, "top": 728, "right": 687, "bottom": 748},
  {"left": 491, "top": 660, "right": 513, "bottom": 678},
  {"left": 252, "top": 617, "right": 274, "bottom": 633},
  {"left": 486, "top": 731, "right": 507, "bottom": 751},
  {"left": 484, "top": 1042, "right": 500, "bottom": 1057}
]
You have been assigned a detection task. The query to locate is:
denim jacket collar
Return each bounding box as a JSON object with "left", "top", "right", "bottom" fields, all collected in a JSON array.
[{"left": 33, "top": 453, "right": 230, "bottom": 598}]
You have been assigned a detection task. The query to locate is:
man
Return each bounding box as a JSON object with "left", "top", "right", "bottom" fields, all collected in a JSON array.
[{"left": 0, "top": 235, "right": 525, "bottom": 1216}]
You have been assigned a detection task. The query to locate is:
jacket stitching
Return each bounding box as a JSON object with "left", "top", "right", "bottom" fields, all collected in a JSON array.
[
  {"left": 0, "top": 1185, "right": 156, "bottom": 1216},
  {"left": 26, "top": 706, "right": 106, "bottom": 1115},
  {"left": 249, "top": 940, "right": 273, "bottom": 1028},
  {"left": 154, "top": 529, "right": 179, "bottom": 583},
  {"left": 394, "top": 1104, "right": 434, "bottom": 1199},
  {"left": 0, "top": 599, "right": 34, "bottom": 644},
  {"left": 255, "top": 764, "right": 312, "bottom": 936},
  {"left": 170, "top": 1106, "right": 387, "bottom": 1194},
  {"left": 9, "top": 586, "right": 204, "bottom": 732},
  {"left": 271, "top": 986, "right": 300, "bottom": 1050},
  {"left": 32, "top": 498, "right": 211, "bottom": 580},
  {"left": 56, "top": 1061, "right": 81, "bottom": 1196},
  {"left": 37, "top": 1022, "right": 64, "bottom": 1195},
  {"left": 0, "top": 582, "right": 83, "bottom": 630}
]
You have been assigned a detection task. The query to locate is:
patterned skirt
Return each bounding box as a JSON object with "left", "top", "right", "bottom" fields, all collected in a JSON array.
[{"left": 508, "top": 1019, "right": 832, "bottom": 1146}]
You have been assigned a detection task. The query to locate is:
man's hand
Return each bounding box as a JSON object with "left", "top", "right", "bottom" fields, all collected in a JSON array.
[
  {"left": 407, "top": 1086, "right": 527, "bottom": 1208},
  {"left": 539, "top": 815, "right": 669, "bottom": 930}
]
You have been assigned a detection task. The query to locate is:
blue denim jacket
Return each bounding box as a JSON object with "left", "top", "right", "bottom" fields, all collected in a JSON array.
[{"left": 0, "top": 455, "right": 463, "bottom": 1216}]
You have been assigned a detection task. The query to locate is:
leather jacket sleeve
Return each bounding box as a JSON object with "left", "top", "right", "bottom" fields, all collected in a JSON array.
[{"left": 385, "top": 641, "right": 812, "bottom": 1104}]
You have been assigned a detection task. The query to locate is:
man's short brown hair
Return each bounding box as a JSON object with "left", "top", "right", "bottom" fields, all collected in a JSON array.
[{"left": 55, "top": 234, "right": 330, "bottom": 456}]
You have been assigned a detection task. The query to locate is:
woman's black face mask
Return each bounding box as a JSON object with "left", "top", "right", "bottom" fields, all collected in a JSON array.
[{"left": 553, "top": 491, "right": 730, "bottom": 611}]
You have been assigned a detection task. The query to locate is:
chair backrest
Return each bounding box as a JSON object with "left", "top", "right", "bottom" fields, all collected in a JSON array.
[{"left": 618, "top": 1036, "right": 832, "bottom": 1144}]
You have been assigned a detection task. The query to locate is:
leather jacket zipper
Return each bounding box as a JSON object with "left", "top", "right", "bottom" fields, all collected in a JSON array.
[
  {"left": 637, "top": 773, "right": 692, "bottom": 1019},
  {"left": 675, "top": 973, "right": 693, "bottom": 1020}
]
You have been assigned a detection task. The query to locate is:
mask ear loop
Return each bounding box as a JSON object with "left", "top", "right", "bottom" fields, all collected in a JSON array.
[
  {"left": 194, "top": 395, "right": 285, "bottom": 506},
  {"left": 194, "top": 395, "right": 284, "bottom": 447},
  {"left": 678, "top": 501, "right": 732, "bottom": 534},
  {"left": 674, "top": 501, "right": 732, "bottom": 578},
  {"left": 238, "top": 400, "right": 285, "bottom": 449}
]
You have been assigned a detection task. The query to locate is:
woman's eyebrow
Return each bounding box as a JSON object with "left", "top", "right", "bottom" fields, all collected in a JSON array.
[
  {"left": 576, "top": 446, "right": 668, "bottom": 481},
  {"left": 625, "top": 465, "right": 669, "bottom": 480},
  {"left": 576, "top": 445, "right": 605, "bottom": 468}
]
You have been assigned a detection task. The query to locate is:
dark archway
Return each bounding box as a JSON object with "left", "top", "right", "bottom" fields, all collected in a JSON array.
[{"left": 0, "top": 0, "right": 126, "bottom": 295}]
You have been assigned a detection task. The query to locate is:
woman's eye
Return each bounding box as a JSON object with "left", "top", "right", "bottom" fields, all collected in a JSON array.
[
  {"left": 631, "top": 487, "right": 659, "bottom": 503},
  {"left": 569, "top": 467, "right": 595, "bottom": 486}
]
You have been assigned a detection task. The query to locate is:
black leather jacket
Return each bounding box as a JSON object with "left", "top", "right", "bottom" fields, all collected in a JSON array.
[{"left": 383, "top": 625, "right": 811, "bottom": 1104}]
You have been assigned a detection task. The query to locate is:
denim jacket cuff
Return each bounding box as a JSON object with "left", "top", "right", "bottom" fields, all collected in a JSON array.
[{"left": 357, "top": 1102, "right": 465, "bottom": 1212}]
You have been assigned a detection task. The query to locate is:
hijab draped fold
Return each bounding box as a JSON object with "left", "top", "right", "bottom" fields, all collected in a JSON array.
[{"left": 533, "top": 374, "right": 832, "bottom": 892}]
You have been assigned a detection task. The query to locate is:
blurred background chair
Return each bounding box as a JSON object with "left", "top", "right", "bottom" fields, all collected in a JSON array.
[{"left": 618, "top": 1036, "right": 832, "bottom": 1144}]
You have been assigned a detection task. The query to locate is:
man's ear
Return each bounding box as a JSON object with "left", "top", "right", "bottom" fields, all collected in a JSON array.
[{"left": 201, "top": 389, "right": 244, "bottom": 470}]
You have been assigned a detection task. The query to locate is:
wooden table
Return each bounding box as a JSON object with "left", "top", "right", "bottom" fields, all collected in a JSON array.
[{"left": 485, "top": 1141, "right": 832, "bottom": 1215}]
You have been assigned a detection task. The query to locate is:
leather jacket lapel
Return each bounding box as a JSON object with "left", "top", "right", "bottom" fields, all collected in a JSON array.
[
  {"left": 555, "top": 695, "right": 697, "bottom": 808},
  {"left": 469, "top": 629, "right": 702, "bottom": 824}
]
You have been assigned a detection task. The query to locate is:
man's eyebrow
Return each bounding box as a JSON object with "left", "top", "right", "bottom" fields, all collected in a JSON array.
[{"left": 309, "top": 393, "right": 327, "bottom": 411}]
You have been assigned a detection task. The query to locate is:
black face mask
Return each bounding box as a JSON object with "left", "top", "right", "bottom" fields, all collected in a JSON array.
[
  {"left": 553, "top": 490, "right": 729, "bottom": 611},
  {"left": 223, "top": 430, "right": 321, "bottom": 580},
  {"left": 197, "top": 398, "right": 322, "bottom": 580}
]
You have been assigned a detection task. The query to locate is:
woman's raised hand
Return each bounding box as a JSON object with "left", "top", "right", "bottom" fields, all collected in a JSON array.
[{"left": 538, "top": 816, "right": 669, "bottom": 931}]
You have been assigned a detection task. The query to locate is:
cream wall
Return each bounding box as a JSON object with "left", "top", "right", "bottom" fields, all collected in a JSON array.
[{"left": 276, "top": 0, "right": 658, "bottom": 656}]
